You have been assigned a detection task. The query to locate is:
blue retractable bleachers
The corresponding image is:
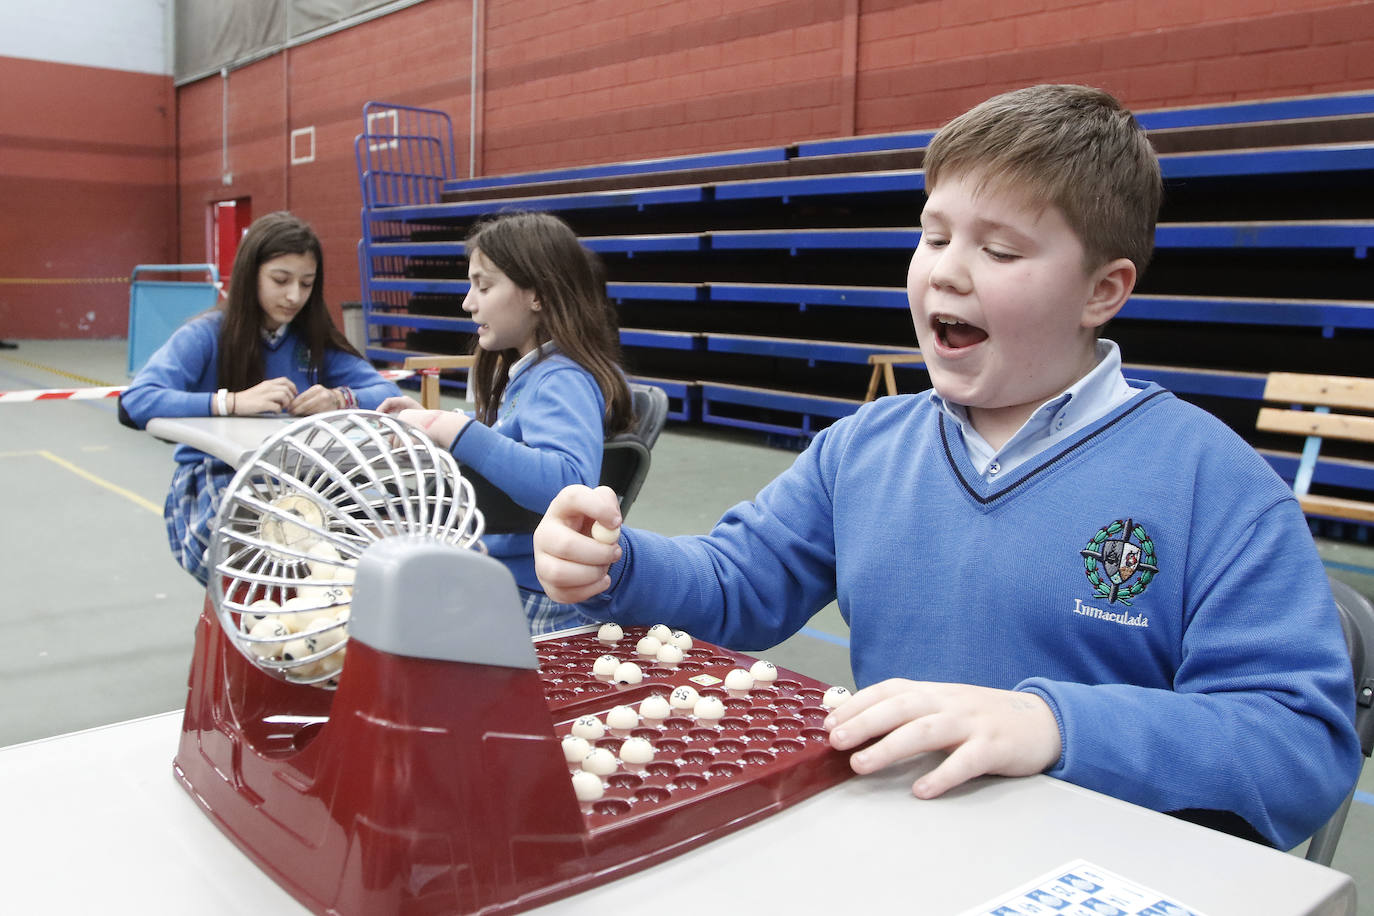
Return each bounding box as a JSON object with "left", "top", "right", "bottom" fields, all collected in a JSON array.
[{"left": 355, "top": 93, "right": 1374, "bottom": 531}]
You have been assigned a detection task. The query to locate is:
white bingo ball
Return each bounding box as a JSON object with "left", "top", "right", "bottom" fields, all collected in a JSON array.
[
  {"left": 317, "top": 645, "right": 345, "bottom": 679},
  {"left": 639, "top": 694, "right": 671, "bottom": 720},
  {"left": 723, "top": 668, "right": 755, "bottom": 692},
  {"left": 647, "top": 623, "right": 673, "bottom": 643},
  {"left": 281, "top": 638, "right": 320, "bottom": 677},
  {"left": 612, "top": 661, "right": 643, "bottom": 685},
  {"left": 562, "top": 735, "right": 591, "bottom": 763},
  {"left": 635, "top": 635, "right": 662, "bottom": 656},
  {"left": 572, "top": 769, "right": 604, "bottom": 802},
  {"left": 655, "top": 643, "right": 684, "bottom": 665},
  {"left": 294, "top": 579, "right": 352, "bottom": 609},
  {"left": 592, "top": 654, "right": 620, "bottom": 677},
  {"left": 258, "top": 494, "right": 325, "bottom": 556},
  {"left": 571, "top": 715, "right": 606, "bottom": 740},
  {"left": 669, "top": 630, "right": 693, "bottom": 651},
  {"left": 822, "top": 686, "right": 852, "bottom": 708},
  {"left": 749, "top": 660, "right": 778, "bottom": 682},
  {"left": 244, "top": 598, "right": 280, "bottom": 629},
  {"left": 281, "top": 595, "right": 330, "bottom": 632},
  {"left": 581, "top": 747, "right": 618, "bottom": 776},
  {"left": 619, "top": 736, "right": 655, "bottom": 765},
  {"left": 589, "top": 521, "right": 620, "bottom": 545},
  {"left": 606, "top": 705, "right": 639, "bottom": 730},
  {"left": 598, "top": 622, "right": 624, "bottom": 642},
  {"left": 669, "top": 685, "right": 699, "bottom": 709},
  {"left": 247, "top": 617, "right": 289, "bottom": 659},
  {"left": 304, "top": 541, "right": 347, "bottom": 580},
  {"left": 693, "top": 695, "right": 726, "bottom": 720},
  {"left": 302, "top": 618, "right": 345, "bottom": 655}
]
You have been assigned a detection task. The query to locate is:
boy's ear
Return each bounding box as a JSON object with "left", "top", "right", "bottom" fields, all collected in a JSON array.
[{"left": 1081, "top": 258, "right": 1136, "bottom": 329}]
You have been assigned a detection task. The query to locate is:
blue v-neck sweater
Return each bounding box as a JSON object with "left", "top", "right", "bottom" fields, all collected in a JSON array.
[{"left": 599, "top": 382, "right": 1360, "bottom": 849}]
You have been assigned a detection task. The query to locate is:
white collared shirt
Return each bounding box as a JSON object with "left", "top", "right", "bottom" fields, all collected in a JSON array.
[
  {"left": 260, "top": 322, "right": 290, "bottom": 348},
  {"left": 506, "top": 340, "right": 559, "bottom": 382},
  {"left": 932, "top": 339, "right": 1136, "bottom": 481}
]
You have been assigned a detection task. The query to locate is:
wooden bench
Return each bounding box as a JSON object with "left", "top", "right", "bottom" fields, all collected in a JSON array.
[
  {"left": 1257, "top": 372, "right": 1374, "bottom": 525},
  {"left": 864, "top": 353, "right": 925, "bottom": 401},
  {"left": 402, "top": 354, "right": 476, "bottom": 409}
]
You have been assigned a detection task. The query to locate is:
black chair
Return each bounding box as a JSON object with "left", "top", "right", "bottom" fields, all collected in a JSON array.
[
  {"left": 599, "top": 382, "right": 669, "bottom": 518},
  {"left": 469, "top": 381, "right": 670, "bottom": 534},
  {"left": 1305, "top": 575, "right": 1374, "bottom": 865}
]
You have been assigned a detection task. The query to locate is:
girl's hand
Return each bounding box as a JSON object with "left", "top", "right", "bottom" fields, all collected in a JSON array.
[
  {"left": 533, "top": 485, "right": 624, "bottom": 603},
  {"left": 377, "top": 394, "right": 424, "bottom": 415},
  {"left": 825, "top": 679, "right": 1063, "bottom": 798},
  {"left": 395, "top": 408, "right": 470, "bottom": 449},
  {"left": 289, "top": 384, "right": 343, "bottom": 416},
  {"left": 234, "top": 377, "right": 297, "bottom": 415}
]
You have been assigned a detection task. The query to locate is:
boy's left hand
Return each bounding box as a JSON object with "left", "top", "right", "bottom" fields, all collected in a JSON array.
[
  {"left": 825, "top": 679, "right": 1062, "bottom": 798},
  {"left": 395, "top": 408, "right": 469, "bottom": 449}
]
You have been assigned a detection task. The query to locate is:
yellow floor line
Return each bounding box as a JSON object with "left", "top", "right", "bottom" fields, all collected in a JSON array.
[
  {"left": 0, "top": 353, "right": 112, "bottom": 387},
  {"left": 36, "top": 449, "right": 162, "bottom": 514}
]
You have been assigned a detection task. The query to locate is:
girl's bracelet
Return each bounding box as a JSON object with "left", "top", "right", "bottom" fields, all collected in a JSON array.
[{"left": 216, "top": 388, "right": 229, "bottom": 417}]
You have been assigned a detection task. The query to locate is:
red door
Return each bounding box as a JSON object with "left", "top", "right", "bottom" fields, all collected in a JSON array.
[{"left": 210, "top": 198, "right": 252, "bottom": 293}]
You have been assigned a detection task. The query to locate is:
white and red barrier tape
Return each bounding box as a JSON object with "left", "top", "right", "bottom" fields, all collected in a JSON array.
[{"left": 0, "top": 370, "right": 415, "bottom": 404}]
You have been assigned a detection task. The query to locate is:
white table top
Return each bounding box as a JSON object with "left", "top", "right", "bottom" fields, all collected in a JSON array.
[
  {"left": 0, "top": 711, "right": 1354, "bottom": 915},
  {"left": 146, "top": 415, "right": 292, "bottom": 467}
]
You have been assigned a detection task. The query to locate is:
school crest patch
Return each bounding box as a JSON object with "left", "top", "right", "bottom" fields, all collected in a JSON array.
[{"left": 1080, "top": 518, "right": 1158, "bottom": 605}]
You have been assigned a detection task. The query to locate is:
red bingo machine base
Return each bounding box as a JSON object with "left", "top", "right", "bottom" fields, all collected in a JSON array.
[{"left": 174, "top": 597, "right": 854, "bottom": 914}]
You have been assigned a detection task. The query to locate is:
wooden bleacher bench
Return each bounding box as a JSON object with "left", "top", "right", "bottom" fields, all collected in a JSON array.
[
  {"left": 1257, "top": 372, "right": 1374, "bottom": 525},
  {"left": 865, "top": 353, "right": 925, "bottom": 401}
]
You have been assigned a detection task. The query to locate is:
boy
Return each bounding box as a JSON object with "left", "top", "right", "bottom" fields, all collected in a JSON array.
[{"left": 532, "top": 85, "right": 1360, "bottom": 850}]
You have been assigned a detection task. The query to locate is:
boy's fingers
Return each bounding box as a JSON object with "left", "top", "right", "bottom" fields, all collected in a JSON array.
[
  {"left": 536, "top": 551, "right": 612, "bottom": 602},
  {"left": 827, "top": 681, "right": 936, "bottom": 748},
  {"left": 545, "top": 575, "right": 613, "bottom": 604},
  {"left": 911, "top": 742, "right": 988, "bottom": 799},
  {"left": 847, "top": 711, "right": 964, "bottom": 775}
]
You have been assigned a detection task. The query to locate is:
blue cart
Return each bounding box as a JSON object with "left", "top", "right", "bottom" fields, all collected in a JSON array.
[{"left": 126, "top": 264, "right": 221, "bottom": 376}]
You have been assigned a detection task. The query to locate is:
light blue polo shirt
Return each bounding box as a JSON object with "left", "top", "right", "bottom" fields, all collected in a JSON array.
[{"left": 933, "top": 339, "right": 1136, "bottom": 482}]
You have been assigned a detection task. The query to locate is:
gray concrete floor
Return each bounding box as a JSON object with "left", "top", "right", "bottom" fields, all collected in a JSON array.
[{"left": 2, "top": 339, "right": 1371, "bottom": 909}]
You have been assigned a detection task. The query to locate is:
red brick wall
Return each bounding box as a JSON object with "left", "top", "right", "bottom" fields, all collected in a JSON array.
[
  {"left": 856, "top": 0, "right": 1374, "bottom": 131},
  {"left": 173, "top": 0, "right": 1374, "bottom": 319},
  {"left": 176, "top": 0, "right": 472, "bottom": 327},
  {"left": 0, "top": 56, "right": 174, "bottom": 339}
]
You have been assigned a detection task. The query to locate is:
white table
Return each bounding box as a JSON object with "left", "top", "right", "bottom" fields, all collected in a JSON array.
[
  {"left": 146, "top": 415, "right": 292, "bottom": 467},
  {"left": 0, "top": 711, "right": 1354, "bottom": 915}
]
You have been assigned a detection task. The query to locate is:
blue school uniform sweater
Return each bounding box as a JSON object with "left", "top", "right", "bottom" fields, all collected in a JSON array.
[
  {"left": 451, "top": 349, "right": 606, "bottom": 592},
  {"left": 598, "top": 382, "right": 1361, "bottom": 849},
  {"left": 121, "top": 312, "right": 399, "bottom": 465}
]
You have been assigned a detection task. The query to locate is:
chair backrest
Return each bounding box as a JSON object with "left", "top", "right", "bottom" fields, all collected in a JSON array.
[
  {"left": 1304, "top": 575, "right": 1374, "bottom": 865},
  {"left": 471, "top": 382, "right": 669, "bottom": 533},
  {"left": 599, "top": 383, "right": 670, "bottom": 518}
]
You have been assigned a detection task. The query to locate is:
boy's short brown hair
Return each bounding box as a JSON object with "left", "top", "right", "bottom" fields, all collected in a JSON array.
[{"left": 923, "top": 84, "right": 1162, "bottom": 276}]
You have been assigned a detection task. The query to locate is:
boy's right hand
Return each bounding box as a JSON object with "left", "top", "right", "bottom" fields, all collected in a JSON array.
[
  {"left": 377, "top": 394, "right": 424, "bottom": 415},
  {"left": 534, "top": 485, "right": 623, "bottom": 603}
]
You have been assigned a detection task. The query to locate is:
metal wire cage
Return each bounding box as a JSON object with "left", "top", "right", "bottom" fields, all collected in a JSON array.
[{"left": 206, "top": 410, "right": 486, "bottom": 688}]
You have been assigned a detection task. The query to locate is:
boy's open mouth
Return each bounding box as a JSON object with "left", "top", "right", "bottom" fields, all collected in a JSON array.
[{"left": 933, "top": 315, "right": 988, "bottom": 350}]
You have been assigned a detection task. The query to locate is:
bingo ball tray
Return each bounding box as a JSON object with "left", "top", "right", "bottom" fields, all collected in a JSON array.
[
  {"left": 174, "top": 609, "right": 854, "bottom": 916},
  {"left": 537, "top": 628, "right": 854, "bottom": 834}
]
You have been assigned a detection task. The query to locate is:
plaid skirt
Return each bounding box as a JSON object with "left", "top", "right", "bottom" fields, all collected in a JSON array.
[
  {"left": 518, "top": 586, "right": 606, "bottom": 636},
  {"left": 164, "top": 457, "right": 236, "bottom": 585}
]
